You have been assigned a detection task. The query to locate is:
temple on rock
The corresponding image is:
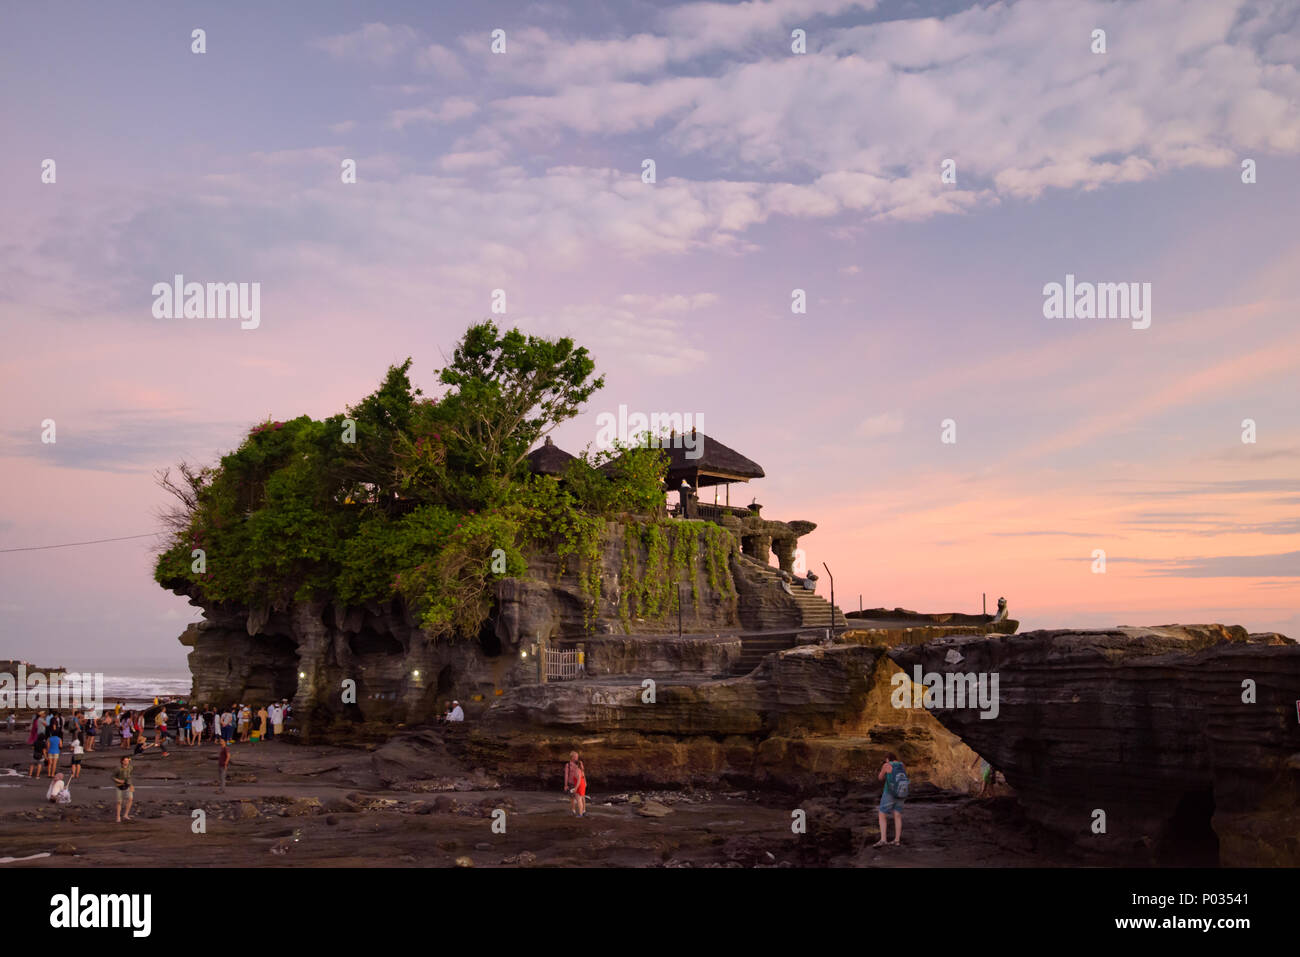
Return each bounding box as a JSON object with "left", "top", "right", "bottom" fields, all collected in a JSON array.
[{"left": 530, "top": 430, "right": 818, "bottom": 579}]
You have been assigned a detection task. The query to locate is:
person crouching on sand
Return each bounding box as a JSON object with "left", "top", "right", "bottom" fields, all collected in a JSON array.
[
  {"left": 46, "top": 772, "right": 70, "bottom": 805},
  {"left": 564, "top": 751, "right": 587, "bottom": 817}
]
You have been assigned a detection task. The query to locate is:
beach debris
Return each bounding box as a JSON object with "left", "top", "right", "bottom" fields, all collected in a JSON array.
[
  {"left": 637, "top": 800, "right": 673, "bottom": 818},
  {"left": 287, "top": 797, "right": 323, "bottom": 816},
  {"left": 54, "top": 843, "right": 77, "bottom": 855},
  {"left": 945, "top": 649, "right": 965, "bottom": 665},
  {"left": 454, "top": 855, "right": 474, "bottom": 868},
  {"left": 0, "top": 852, "right": 52, "bottom": 864}
]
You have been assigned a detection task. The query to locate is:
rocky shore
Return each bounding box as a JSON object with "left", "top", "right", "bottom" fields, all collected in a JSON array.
[{"left": 0, "top": 725, "right": 1072, "bottom": 868}]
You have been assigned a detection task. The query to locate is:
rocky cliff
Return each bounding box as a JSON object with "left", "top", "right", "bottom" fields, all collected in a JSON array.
[
  {"left": 463, "top": 640, "right": 981, "bottom": 793},
  {"left": 176, "top": 521, "right": 807, "bottom": 727},
  {"left": 888, "top": 624, "right": 1300, "bottom": 866}
]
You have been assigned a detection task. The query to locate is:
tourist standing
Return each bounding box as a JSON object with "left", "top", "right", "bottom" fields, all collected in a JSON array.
[
  {"left": 84, "top": 711, "right": 97, "bottom": 752},
  {"left": 564, "top": 751, "right": 587, "bottom": 818},
  {"left": 45, "top": 728, "right": 62, "bottom": 777},
  {"left": 873, "top": 752, "right": 908, "bottom": 847},
  {"left": 6, "top": 712, "right": 14, "bottom": 734},
  {"left": 217, "top": 739, "right": 231, "bottom": 793},
  {"left": 28, "top": 733, "right": 47, "bottom": 778},
  {"left": 113, "top": 756, "right": 134, "bottom": 822},
  {"left": 971, "top": 753, "right": 995, "bottom": 797},
  {"left": 190, "top": 709, "right": 204, "bottom": 746},
  {"left": 70, "top": 737, "right": 84, "bottom": 779},
  {"left": 256, "top": 704, "right": 268, "bottom": 742},
  {"left": 26, "top": 710, "right": 44, "bottom": 746}
]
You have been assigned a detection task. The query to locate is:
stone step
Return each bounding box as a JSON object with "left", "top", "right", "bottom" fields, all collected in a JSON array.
[{"left": 735, "top": 555, "right": 847, "bottom": 630}]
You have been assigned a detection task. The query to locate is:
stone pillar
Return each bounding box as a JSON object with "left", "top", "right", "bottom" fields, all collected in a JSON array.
[
  {"left": 289, "top": 602, "right": 330, "bottom": 736},
  {"left": 772, "top": 537, "right": 796, "bottom": 574}
]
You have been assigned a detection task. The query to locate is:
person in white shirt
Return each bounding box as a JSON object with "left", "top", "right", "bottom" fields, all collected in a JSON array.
[
  {"left": 446, "top": 701, "right": 465, "bottom": 722},
  {"left": 46, "top": 772, "right": 71, "bottom": 804}
]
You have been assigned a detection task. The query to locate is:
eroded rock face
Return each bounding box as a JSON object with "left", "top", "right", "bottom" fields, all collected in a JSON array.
[
  {"left": 465, "top": 643, "right": 981, "bottom": 793},
  {"left": 176, "top": 522, "right": 748, "bottom": 726},
  {"left": 580, "top": 635, "right": 740, "bottom": 677},
  {"left": 887, "top": 624, "right": 1300, "bottom": 866}
]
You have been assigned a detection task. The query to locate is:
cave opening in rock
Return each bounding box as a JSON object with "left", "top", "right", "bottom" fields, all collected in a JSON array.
[
  {"left": 477, "top": 615, "right": 501, "bottom": 658},
  {"left": 347, "top": 629, "right": 404, "bottom": 657},
  {"left": 1158, "top": 786, "right": 1220, "bottom": 866},
  {"left": 436, "top": 664, "right": 457, "bottom": 697}
]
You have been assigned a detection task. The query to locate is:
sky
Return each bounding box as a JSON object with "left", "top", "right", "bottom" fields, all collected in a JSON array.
[{"left": 1, "top": 0, "right": 1298, "bottom": 673}]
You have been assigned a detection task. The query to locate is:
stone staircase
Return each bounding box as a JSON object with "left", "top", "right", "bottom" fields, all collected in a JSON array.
[
  {"left": 732, "top": 556, "right": 848, "bottom": 674},
  {"left": 733, "top": 632, "right": 802, "bottom": 675},
  {"left": 736, "top": 555, "right": 848, "bottom": 630}
]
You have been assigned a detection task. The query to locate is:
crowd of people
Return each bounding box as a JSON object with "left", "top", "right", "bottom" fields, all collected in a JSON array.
[
  {"left": 15, "top": 698, "right": 293, "bottom": 813},
  {"left": 8, "top": 701, "right": 954, "bottom": 841}
]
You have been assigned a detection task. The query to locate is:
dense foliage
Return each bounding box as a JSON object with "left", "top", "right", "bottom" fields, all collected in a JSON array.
[{"left": 153, "top": 321, "right": 724, "bottom": 638}]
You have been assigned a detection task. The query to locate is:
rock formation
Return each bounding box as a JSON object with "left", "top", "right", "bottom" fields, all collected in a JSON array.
[
  {"left": 888, "top": 624, "right": 1300, "bottom": 866},
  {"left": 175, "top": 522, "right": 799, "bottom": 725},
  {"left": 464, "top": 640, "right": 983, "bottom": 794}
]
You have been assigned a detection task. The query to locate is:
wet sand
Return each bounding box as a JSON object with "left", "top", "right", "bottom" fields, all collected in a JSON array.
[{"left": 0, "top": 728, "right": 1073, "bottom": 867}]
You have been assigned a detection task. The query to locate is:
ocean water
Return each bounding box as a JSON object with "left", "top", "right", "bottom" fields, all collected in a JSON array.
[
  {"left": 98, "top": 675, "right": 193, "bottom": 710},
  {"left": 2, "top": 674, "right": 195, "bottom": 713}
]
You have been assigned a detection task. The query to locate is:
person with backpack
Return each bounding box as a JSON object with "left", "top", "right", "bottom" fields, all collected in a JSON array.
[{"left": 873, "top": 751, "right": 908, "bottom": 847}]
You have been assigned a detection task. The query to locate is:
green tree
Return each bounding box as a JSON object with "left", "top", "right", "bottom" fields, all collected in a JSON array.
[{"left": 436, "top": 321, "right": 604, "bottom": 506}]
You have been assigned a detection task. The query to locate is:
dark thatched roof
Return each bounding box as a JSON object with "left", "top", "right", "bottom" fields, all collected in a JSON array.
[
  {"left": 602, "top": 430, "right": 764, "bottom": 488},
  {"left": 525, "top": 436, "right": 576, "bottom": 476}
]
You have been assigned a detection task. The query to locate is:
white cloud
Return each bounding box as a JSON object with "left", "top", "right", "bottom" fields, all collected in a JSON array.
[
  {"left": 387, "top": 97, "right": 479, "bottom": 130},
  {"left": 856, "top": 411, "right": 904, "bottom": 440},
  {"left": 310, "top": 23, "right": 417, "bottom": 65}
]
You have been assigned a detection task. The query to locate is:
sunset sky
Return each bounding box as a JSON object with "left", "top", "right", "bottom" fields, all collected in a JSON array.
[{"left": 2, "top": 0, "right": 1298, "bottom": 672}]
